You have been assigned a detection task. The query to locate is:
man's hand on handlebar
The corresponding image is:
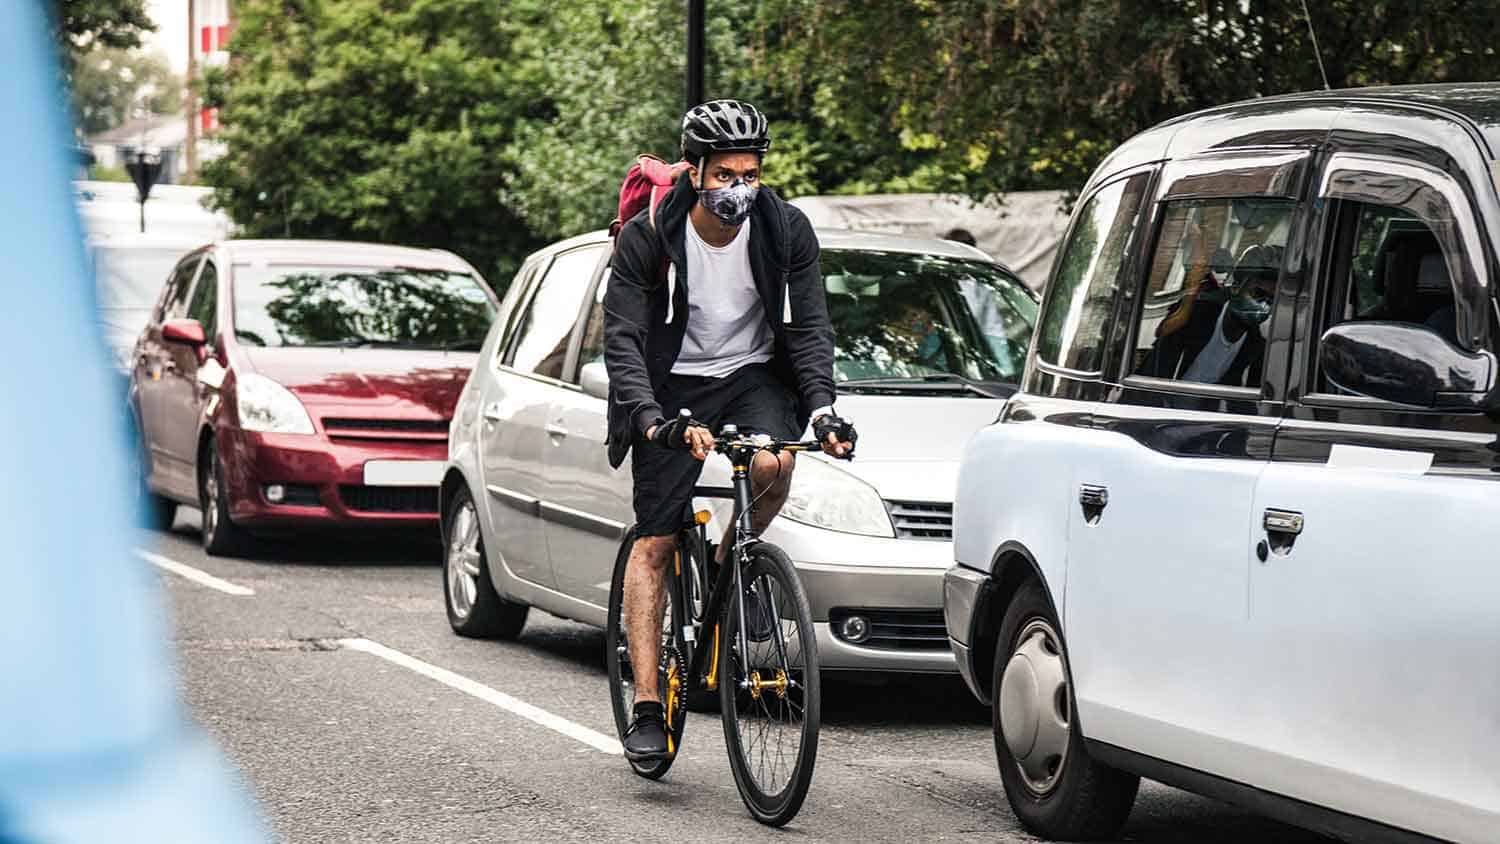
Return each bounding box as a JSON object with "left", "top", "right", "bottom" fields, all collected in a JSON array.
[
  {"left": 812, "top": 413, "right": 857, "bottom": 460},
  {"left": 647, "top": 413, "right": 715, "bottom": 461}
]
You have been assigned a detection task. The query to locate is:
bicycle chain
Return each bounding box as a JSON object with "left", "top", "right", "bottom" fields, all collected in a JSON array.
[{"left": 660, "top": 641, "right": 685, "bottom": 732}]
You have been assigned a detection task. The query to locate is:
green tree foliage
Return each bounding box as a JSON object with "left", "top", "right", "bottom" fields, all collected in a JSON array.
[
  {"left": 207, "top": 0, "right": 750, "bottom": 282},
  {"left": 71, "top": 48, "right": 181, "bottom": 135},
  {"left": 202, "top": 0, "right": 551, "bottom": 282},
  {"left": 203, "top": 0, "right": 1500, "bottom": 276},
  {"left": 501, "top": 1, "right": 688, "bottom": 238},
  {"left": 54, "top": 0, "right": 155, "bottom": 68},
  {"left": 751, "top": 0, "right": 1500, "bottom": 196}
]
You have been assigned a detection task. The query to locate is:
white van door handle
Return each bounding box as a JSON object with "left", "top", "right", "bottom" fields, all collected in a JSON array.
[
  {"left": 483, "top": 403, "right": 503, "bottom": 423},
  {"left": 544, "top": 423, "right": 569, "bottom": 438}
]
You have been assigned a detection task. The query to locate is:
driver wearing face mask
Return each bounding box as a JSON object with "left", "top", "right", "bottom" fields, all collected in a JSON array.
[{"left": 1143, "top": 243, "right": 1281, "bottom": 388}]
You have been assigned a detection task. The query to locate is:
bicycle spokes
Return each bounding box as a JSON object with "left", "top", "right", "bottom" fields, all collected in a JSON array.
[{"left": 728, "top": 569, "right": 808, "bottom": 797}]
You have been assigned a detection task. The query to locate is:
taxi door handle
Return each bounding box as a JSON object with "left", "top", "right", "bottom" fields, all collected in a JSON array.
[
  {"left": 1079, "top": 484, "right": 1108, "bottom": 525},
  {"left": 1259, "top": 508, "right": 1305, "bottom": 560},
  {"left": 1263, "top": 509, "right": 1304, "bottom": 536}
]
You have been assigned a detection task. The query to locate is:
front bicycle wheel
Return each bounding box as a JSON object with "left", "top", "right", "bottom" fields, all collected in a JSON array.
[
  {"left": 606, "top": 529, "right": 688, "bottom": 779},
  {"left": 718, "top": 542, "right": 820, "bottom": 826}
]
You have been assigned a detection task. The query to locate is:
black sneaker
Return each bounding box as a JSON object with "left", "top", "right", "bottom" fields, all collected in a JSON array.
[{"left": 623, "top": 701, "right": 669, "bottom": 762}]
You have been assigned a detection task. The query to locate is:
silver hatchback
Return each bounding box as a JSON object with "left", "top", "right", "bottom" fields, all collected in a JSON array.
[{"left": 440, "top": 229, "right": 1037, "bottom": 672}]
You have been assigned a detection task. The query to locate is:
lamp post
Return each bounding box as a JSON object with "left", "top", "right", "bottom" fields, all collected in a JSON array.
[
  {"left": 185, "top": 0, "right": 197, "bottom": 181},
  {"left": 124, "top": 149, "right": 163, "bottom": 233},
  {"left": 687, "top": 0, "right": 704, "bottom": 110}
]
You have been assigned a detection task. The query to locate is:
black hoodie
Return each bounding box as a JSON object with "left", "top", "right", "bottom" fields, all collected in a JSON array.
[{"left": 602, "top": 174, "right": 835, "bottom": 469}]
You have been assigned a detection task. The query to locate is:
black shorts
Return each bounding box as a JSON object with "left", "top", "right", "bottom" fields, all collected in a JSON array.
[{"left": 631, "top": 363, "right": 800, "bottom": 536}]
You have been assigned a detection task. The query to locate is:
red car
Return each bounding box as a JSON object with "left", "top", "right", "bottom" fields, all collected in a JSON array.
[{"left": 129, "top": 240, "right": 498, "bottom": 555}]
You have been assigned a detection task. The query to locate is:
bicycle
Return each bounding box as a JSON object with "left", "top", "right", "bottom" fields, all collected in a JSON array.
[{"left": 605, "top": 420, "right": 822, "bottom": 827}]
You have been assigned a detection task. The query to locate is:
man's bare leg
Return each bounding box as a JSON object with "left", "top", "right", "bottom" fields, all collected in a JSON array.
[
  {"left": 624, "top": 534, "right": 674, "bottom": 704},
  {"left": 715, "top": 451, "right": 795, "bottom": 563}
]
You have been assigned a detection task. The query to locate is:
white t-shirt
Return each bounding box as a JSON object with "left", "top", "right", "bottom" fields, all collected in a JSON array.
[
  {"left": 1182, "top": 307, "right": 1245, "bottom": 384},
  {"left": 672, "top": 218, "right": 773, "bottom": 377}
]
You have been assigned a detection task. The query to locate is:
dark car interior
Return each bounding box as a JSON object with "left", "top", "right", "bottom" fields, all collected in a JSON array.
[
  {"left": 1352, "top": 225, "right": 1459, "bottom": 343},
  {"left": 1317, "top": 205, "right": 1465, "bottom": 393}
]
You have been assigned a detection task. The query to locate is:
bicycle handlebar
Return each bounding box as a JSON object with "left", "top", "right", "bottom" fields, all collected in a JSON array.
[{"left": 668, "top": 410, "right": 841, "bottom": 457}]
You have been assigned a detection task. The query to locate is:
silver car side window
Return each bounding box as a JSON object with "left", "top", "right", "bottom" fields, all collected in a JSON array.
[{"left": 509, "top": 244, "right": 607, "bottom": 380}]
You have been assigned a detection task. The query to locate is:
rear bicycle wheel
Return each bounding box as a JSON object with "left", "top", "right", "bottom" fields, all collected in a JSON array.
[
  {"left": 719, "top": 542, "right": 820, "bottom": 826},
  {"left": 606, "top": 529, "right": 688, "bottom": 779}
]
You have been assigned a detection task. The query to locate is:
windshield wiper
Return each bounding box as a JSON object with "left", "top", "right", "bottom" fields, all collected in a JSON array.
[
  {"left": 442, "top": 336, "right": 487, "bottom": 352},
  {"left": 837, "top": 374, "right": 1012, "bottom": 399},
  {"left": 915, "top": 373, "right": 1015, "bottom": 396},
  {"left": 303, "top": 336, "right": 409, "bottom": 348}
]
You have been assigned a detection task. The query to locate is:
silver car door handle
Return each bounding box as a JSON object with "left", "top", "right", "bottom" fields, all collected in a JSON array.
[
  {"left": 1079, "top": 484, "right": 1108, "bottom": 525},
  {"left": 1263, "top": 508, "right": 1304, "bottom": 536},
  {"left": 544, "top": 423, "right": 569, "bottom": 438},
  {"left": 1259, "top": 508, "right": 1305, "bottom": 560},
  {"left": 482, "top": 403, "right": 503, "bottom": 423}
]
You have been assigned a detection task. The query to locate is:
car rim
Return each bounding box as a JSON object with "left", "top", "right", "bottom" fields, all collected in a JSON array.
[
  {"left": 202, "top": 456, "right": 219, "bottom": 540},
  {"left": 446, "top": 500, "right": 482, "bottom": 620},
  {"left": 999, "top": 618, "right": 1071, "bottom": 796}
]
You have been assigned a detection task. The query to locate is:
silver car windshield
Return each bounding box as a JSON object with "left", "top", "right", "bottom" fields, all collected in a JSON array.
[
  {"left": 232, "top": 265, "right": 496, "bottom": 350},
  {"left": 824, "top": 250, "right": 1038, "bottom": 384}
]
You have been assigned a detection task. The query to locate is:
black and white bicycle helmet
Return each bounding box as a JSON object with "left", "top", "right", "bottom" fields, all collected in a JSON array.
[{"left": 681, "top": 99, "right": 770, "bottom": 163}]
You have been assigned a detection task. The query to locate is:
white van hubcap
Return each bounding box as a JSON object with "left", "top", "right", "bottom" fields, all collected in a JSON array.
[{"left": 999, "top": 619, "right": 1071, "bottom": 794}]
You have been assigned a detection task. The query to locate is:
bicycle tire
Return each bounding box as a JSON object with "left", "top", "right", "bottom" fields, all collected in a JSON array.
[
  {"left": 606, "top": 529, "right": 688, "bottom": 779},
  {"left": 718, "top": 542, "right": 820, "bottom": 826}
]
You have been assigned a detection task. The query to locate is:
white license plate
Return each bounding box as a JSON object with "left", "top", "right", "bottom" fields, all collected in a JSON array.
[{"left": 362, "top": 460, "right": 444, "bottom": 487}]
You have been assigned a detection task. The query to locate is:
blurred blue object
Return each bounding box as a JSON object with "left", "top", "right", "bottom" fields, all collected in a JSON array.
[{"left": 0, "top": 5, "right": 265, "bottom": 843}]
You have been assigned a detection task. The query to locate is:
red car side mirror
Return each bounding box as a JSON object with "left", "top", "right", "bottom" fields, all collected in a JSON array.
[{"left": 161, "top": 318, "right": 209, "bottom": 363}]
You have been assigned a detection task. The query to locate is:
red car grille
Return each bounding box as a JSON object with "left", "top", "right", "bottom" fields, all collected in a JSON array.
[{"left": 322, "top": 418, "right": 449, "bottom": 443}]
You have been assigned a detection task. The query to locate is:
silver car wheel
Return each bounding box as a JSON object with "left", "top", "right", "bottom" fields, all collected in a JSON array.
[
  {"left": 998, "top": 618, "right": 1071, "bottom": 795},
  {"left": 446, "top": 499, "right": 482, "bottom": 621},
  {"left": 202, "top": 459, "right": 220, "bottom": 540}
]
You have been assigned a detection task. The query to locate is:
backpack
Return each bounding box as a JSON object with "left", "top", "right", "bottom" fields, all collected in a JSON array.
[{"left": 610, "top": 154, "right": 691, "bottom": 238}]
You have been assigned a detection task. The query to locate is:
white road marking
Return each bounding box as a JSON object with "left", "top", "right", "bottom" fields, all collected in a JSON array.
[
  {"left": 136, "top": 549, "right": 255, "bottom": 596},
  {"left": 337, "top": 637, "right": 623, "bottom": 755}
]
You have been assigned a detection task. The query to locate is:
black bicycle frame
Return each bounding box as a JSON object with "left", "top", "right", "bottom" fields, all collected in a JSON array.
[{"left": 683, "top": 446, "right": 760, "bottom": 689}]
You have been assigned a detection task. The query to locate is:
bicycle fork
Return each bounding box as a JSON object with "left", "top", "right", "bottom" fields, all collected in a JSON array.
[{"left": 728, "top": 460, "right": 794, "bottom": 695}]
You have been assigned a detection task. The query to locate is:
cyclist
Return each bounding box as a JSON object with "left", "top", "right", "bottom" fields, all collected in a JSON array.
[{"left": 604, "top": 99, "right": 857, "bottom": 762}]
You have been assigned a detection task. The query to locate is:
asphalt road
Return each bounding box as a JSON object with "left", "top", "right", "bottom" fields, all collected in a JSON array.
[{"left": 147, "top": 510, "right": 1338, "bottom": 844}]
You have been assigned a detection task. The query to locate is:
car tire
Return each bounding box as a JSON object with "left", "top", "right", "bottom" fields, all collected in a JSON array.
[
  {"left": 199, "top": 439, "right": 253, "bottom": 557},
  {"left": 443, "top": 486, "right": 528, "bottom": 639},
  {"left": 991, "top": 579, "right": 1139, "bottom": 841}
]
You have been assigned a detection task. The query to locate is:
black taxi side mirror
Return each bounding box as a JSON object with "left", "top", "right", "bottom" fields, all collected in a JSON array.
[{"left": 1320, "top": 320, "right": 1496, "bottom": 411}]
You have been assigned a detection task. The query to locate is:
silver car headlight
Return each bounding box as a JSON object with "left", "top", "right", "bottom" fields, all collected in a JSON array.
[
  {"left": 236, "top": 373, "right": 314, "bottom": 434},
  {"left": 780, "top": 456, "right": 894, "bottom": 538}
]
